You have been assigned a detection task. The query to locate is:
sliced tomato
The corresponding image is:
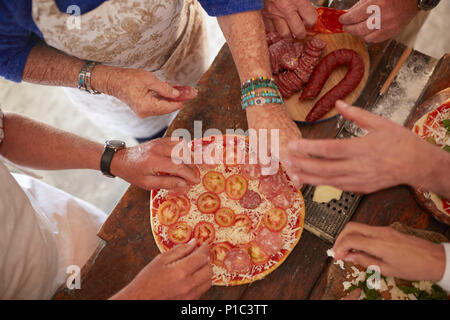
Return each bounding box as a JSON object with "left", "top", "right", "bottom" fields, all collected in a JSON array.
[
  {"left": 167, "top": 195, "right": 191, "bottom": 216},
  {"left": 234, "top": 214, "right": 252, "bottom": 233},
  {"left": 193, "top": 221, "right": 216, "bottom": 245},
  {"left": 202, "top": 171, "right": 226, "bottom": 193},
  {"left": 168, "top": 222, "right": 192, "bottom": 244},
  {"left": 247, "top": 241, "right": 270, "bottom": 265},
  {"left": 225, "top": 174, "right": 248, "bottom": 200},
  {"left": 215, "top": 207, "right": 236, "bottom": 227},
  {"left": 196, "top": 192, "right": 221, "bottom": 214},
  {"left": 264, "top": 208, "right": 288, "bottom": 232},
  {"left": 157, "top": 200, "right": 180, "bottom": 226},
  {"left": 210, "top": 242, "right": 233, "bottom": 266}
]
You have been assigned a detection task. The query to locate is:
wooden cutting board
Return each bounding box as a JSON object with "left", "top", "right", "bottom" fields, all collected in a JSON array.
[
  {"left": 321, "top": 222, "right": 448, "bottom": 300},
  {"left": 285, "top": 32, "right": 370, "bottom": 123}
]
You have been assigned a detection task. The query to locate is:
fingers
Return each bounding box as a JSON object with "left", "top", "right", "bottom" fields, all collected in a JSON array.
[
  {"left": 142, "top": 175, "right": 190, "bottom": 191},
  {"left": 149, "top": 78, "right": 181, "bottom": 99},
  {"left": 288, "top": 157, "right": 356, "bottom": 177},
  {"left": 344, "top": 251, "right": 384, "bottom": 270},
  {"left": 283, "top": 11, "right": 307, "bottom": 39},
  {"left": 161, "top": 238, "right": 197, "bottom": 264},
  {"left": 335, "top": 100, "right": 387, "bottom": 132},
  {"left": 339, "top": 3, "right": 369, "bottom": 25},
  {"left": 176, "top": 243, "right": 210, "bottom": 274},
  {"left": 296, "top": 0, "right": 318, "bottom": 28},
  {"left": 342, "top": 21, "right": 372, "bottom": 38},
  {"left": 273, "top": 16, "right": 292, "bottom": 38},
  {"left": 141, "top": 94, "right": 184, "bottom": 117},
  {"left": 288, "top": 137, "right": 360, "bottom": 159},
  {"left": 263, "top": 16, "right": 276, "bottom": 32},
  {"left": 333, "top": 233, "right": 383, "bottom": 262}
]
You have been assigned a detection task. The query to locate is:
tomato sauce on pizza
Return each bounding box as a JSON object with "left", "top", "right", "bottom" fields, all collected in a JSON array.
[{"left": 150, "top": 135, "right": 305, "bottom": 286}]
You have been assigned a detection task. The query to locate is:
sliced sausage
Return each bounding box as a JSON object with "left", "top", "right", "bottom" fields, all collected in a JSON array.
[
  {"left": 223, "top": 248, "right": 252, "bottom": 274},
  {"left": 258, "top": 173, "right": 286, "bottom": 199},
  {"left": 255, "top": 228, "right": 284, "bottom": 256},
  {"left": 239, "top": 190, "right": 262, "bottom": 209}
]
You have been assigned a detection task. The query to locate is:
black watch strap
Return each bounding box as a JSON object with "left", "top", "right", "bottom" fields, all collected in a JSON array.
[{"left": 100, "top": 147, "right": 117, "bottom": 178}]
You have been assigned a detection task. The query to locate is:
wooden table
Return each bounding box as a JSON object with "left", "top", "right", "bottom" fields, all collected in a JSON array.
[{"left": 53, "top": 39, "right": 450, "bottom": 300}]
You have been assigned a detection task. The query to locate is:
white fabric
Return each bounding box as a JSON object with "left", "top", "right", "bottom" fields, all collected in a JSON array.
[
  {"left": 31, "top": 0, "right": 209, "bottom": 138},
  {"left": 437, "top": 243, "right": 450, "bottom": 293},
  {"left": 0, "top": 161, "right": 106, "bottom": 299}
]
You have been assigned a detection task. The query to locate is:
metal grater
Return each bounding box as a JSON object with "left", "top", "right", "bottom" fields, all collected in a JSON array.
[
  {"left": 303, "top": 49, "right": 438, "bottom": 243},
  {"left": 303, "top": 125, "right": 363, "bottom": 243}
]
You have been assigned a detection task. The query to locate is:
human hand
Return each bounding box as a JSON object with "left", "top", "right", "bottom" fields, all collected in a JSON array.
[
  {"left": 93, "top": 65, "right": 198, "bottom": 118},
  {"left": 285, "top": 100, "right": 446, "bottom": 194},
  {"left": 111, "top": 138, "right": 200, "bottom": 190},
  {"left": 262, "top": 0, "right": 318, "bottom": 39},
  {"left": 111, "top": 239, "right": 213, "bottom": 300},
  {"left": 339, "top": 0, "right": 420, "bottom": 43},
  {"left": 246, "top": 103, "right": 303, "bottom": 181},
  {"left": 333, "top": 222, "right": 446, "bottom": 282}
]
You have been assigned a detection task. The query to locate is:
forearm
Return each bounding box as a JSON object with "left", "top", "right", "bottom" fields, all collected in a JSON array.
[
  {"left": 23, "top": 42, "right": 114, "bottom": 93},
  {"left": 217, "top": 11, "right": 299, "bottom": 136},
  {"left": 426, "top": 149, "right": 450, "bottom": 199},
  {"left": 0, "top": 112, "right": 103, "bottom": 171}
]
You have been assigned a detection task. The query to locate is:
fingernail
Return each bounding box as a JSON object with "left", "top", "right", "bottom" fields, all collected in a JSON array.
[
  {"left": 177, "top": 181, "right": 187, "bottom": 187},
  {"left": 188, "top": 238, "right": 196, "bottom": 244},
  {"left": 172, "top": 88, "right": 180, "bottom": 96},
  {"left": 292, "top": 175, "right": 300, "bottom": 183}
]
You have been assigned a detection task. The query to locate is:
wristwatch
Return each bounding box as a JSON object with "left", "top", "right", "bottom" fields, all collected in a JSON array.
[
  {"left": 100, "top": 140, "right": 126, "bottom": 178},
  {"left": 417, "top": 0, "right": 440, "bottom": 10}
]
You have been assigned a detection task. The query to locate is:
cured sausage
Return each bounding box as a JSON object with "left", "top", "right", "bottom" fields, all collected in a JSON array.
[
  {"left": 241, "top": 163, "right": 261, "bottom": 180},
  {"left": 223, "top": 248, "right": 252, "bottom": 274},
  {"left": 239, "top": 190, "right": 262, "bottom": 209},
  {"left": 270, "top": 187, "right": 296, "bottom": 210},
  {"left": 258, "top": 173, "right": 286, "bottom": 199},
  {"left": 255, "top": 228, "right": 284, "bottom": 256},
  {"left": 301, "top": 49, "right": 364, "bottom": 122}
]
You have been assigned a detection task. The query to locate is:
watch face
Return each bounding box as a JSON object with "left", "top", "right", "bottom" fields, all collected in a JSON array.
[{"left": 106, "top": 140, "right": 126, "bottom": 149}]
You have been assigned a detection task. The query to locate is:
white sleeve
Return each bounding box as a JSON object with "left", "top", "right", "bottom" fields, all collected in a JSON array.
[{"left": 437, "top": 243, "right": 450, "bottom": 293}]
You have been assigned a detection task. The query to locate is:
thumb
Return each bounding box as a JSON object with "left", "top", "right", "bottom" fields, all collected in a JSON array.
[
  {"left": 336, "top": 100, "right": 386, "bottom": 132},
  {"left": 339, "top": 0, "right": 368, "bottom": 25},
  {"left": 150, "top": 77, "right": 181, "bottom": 99},
  {"left": 161, "top": 238, "right": 198, "bottom": 264}
]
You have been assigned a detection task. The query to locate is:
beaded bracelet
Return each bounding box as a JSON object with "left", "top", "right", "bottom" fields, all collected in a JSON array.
[
  {"left": 242, "top": 90, "right": 279, "bottom": 102},
  {"left": 241, "top": 78, "right": 278, "bottom": 96},
  {"left": 241, "top": 95, "right": 284, "bottom": 110}
]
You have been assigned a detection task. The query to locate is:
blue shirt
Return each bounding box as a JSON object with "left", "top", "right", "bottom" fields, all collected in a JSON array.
[{"left": 0, "top": 0, "right": 263, "bottom": 83}]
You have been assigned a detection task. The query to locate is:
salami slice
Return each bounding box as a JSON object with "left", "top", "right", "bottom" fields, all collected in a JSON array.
[
  {"left": 255, "top": 228, "right": 284, "bottom": 256},
  {"left": 258, "top": 173, "right": 286, "bottom": 199},
  {"left": 239, "top": 190, "right": 262, "bottom": 209},
  {"left": 266, "top": 31, "right": 284, "bottom": 46},
  {"left": 305, "top": 47, "right": 323, "bottom": 58},
  {"left": 286, "top": 70, "right": 304, "bottom": 90},
  {"left": 293, "top": 42, "right": 304, "bottom": 57},
  {"left": 294, "top": 66, "right": 312, "bottom": 83},
  {"left": 279, "top": 72, "right": 298, "bottom": 92},
  {"left": 307, "top": 7, "right": 345, "bottom": 35},
  {"left": 223, "top": 248, "right": 252, "bottom": 274},
  {"left": 308, "top": 37, "right": 327, "bottom": 50},
  {"left": 280, "top": 52, "right": 299, "bottom": 71},
  {"left": 241, "top": 163, "right": 262, "bottom": 180},
  {"left": 270, "top": 187, "right": 296, "bottom": 210}
]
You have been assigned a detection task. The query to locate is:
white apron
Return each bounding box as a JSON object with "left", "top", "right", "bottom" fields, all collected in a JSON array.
[
  {"left": 0, "top": 161, "right": 106, "bottom": 299},
  {"left": 31, "top": 0, "right": 209, "bottom": 138}
]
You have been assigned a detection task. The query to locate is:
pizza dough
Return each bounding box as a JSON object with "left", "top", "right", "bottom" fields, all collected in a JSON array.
[{"left": 150, "top": 135, "right": 305, "bottom": 286}]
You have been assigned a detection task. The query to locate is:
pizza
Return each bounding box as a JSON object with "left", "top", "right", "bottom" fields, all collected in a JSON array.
[
  {"left": 412, "top": 99, "right": 450, "bottom": 224},
  {"left": 150, "top": 134, "right": 305, "bottom": 286}
]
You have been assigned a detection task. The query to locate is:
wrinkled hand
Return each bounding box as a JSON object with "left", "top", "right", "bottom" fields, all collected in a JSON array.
[
  {"left": 333, "top": 222, "right": 446, "bottom": 282},
  {"left": 262, "top": 0, "right": 318, "bottom": 39},
  {"left": 246, "top": 104, "right": 302, "bottom": 179},
  {"left": 111, "top": 239, "right": 213, "bottom": 300},
  {"left": 94, "top": 66, "right": 197, "bottom": 118},
  {"left": 339, "top": 0, "right": 420, "bottom": 43},
  {"left": 111, "top": 137, "right": 200, "bottom": 190},
  {"left": 285, "top": 100, "right": 445, "bottom": 194}
]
